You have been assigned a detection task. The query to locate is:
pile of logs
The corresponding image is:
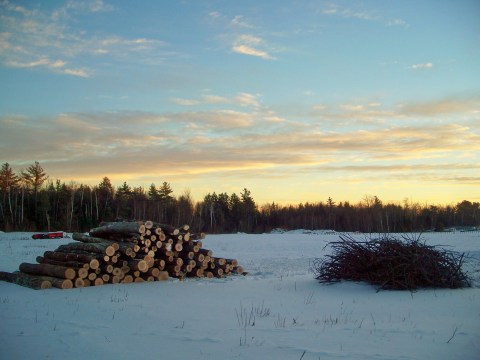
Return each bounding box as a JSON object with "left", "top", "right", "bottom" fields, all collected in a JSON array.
[{"left": 0, "top": 221, "right": 244, "bottom": 290}]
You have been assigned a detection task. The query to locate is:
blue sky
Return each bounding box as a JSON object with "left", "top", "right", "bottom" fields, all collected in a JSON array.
[{"left": 1, "top": 0, "right": 479, "bottom": 205}]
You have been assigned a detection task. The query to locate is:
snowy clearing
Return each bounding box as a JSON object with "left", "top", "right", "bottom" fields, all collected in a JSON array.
[{"left": 0, "top": 231, "right": 479, "bottom": 360}]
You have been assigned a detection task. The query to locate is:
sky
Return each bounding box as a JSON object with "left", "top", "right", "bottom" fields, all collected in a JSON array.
[{"left": 0, "top": 0, "right": 479, "bottom": 205}]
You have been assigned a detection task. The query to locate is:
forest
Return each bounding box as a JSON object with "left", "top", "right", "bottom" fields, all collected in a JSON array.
[{"left": 0, "top": 161, "right": 479, "bottom": 234}]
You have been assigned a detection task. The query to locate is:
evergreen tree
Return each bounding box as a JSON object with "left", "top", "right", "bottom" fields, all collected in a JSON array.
[
  {"left": 115, "top": 181, "right": 132, "bottom": 219},
  {"left": 148, "top": 183, "right": 159, "bottom": 200},
  {"left": 21, "top": 161, "right": 48, "bottom": 196},
  {"left": 158, "top": 182, "right": 173, "bottom": 201},
  {"left": 0, "top": 162, "right": 19, "bottom": 227},
  {"left": 96, "top": 177, "right": 114, "bottom": 221},
  {"left": 21, "top": 161, "right": 48, "bottom": 226}
]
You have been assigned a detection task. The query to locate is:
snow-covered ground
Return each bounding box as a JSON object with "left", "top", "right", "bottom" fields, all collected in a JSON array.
[{"left": 0, "top": 231, "right": 479, "bottom": 360}]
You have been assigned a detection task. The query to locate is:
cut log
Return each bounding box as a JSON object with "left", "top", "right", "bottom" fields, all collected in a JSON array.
[
  {"left": 38, "top": 276, "right": 73, "bottom": 289},
  {"left": 36, "top": 256, "right": 90, "bottom": 270},
  {"left": 198, "top": 248, "right": 213, "bottom": 257},
  {"left": 74, "top": 278, "right": 85, "bottom": 288},
  {"left": 232, "top": 266, "right": 244, "bottom": 274},
  {"left": 146, "top": 267, "right": 161, "bottom": 278},
  {"left": 56, "top": 242, "right": 116, "bottom": 257},
  {"left": 89, "top": 221, "right": 146, "bottom": 238},
  {"left": 72, "top": 233, "right": 115, "bottom": 244},
  {"left": 89, "top": 259, "right": 100, "bottom": 270},
  {"left": 122, "top": 275, "right": 134, "bottom": 283},
  {"left": 224, "top": 258, "right": 238, "bottom": 266},
  {"left": 0, "top": 271, "right": 52, "bottom": 290},
  {"left": 212, "top": 258, "right": 227, "bottom": 266},
  {"left": 210, "top": 268, "right": 224, "bottom": 277},
  {"left": 128, "top": 259, "right": 149, "bottom": 273},
  {"left": 19, "top": 263, "right": 76, "bottom": 280},
  {"left": 165, "top": 264, "right": 182, "bottom": 273},
  {"left": 77, "top": 268, "right": 89, "bottom": 279},
  {"left": 43, "top": 251, "right": 103, "bottom": 265},
  {"left": 144, "top": 220, "right": 154, "bottom": 229},
  {"left": 157, "top": 271, "right": 169, "bottom": 281},
  {"left": 153, "top": 223, "right": 180, "bottom": 236},
  {"left": 189, "top": 233, "right": 206, "bottom": 241}
]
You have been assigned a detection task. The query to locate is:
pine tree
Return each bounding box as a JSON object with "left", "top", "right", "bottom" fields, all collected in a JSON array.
[
  {"left": 148, "top": 183, "right": 159, "bottom": 200},
  {"left": 96, "top": 177, "right": 114, "bottom": 221},
  {"left": 158, "top": 181, "right": 173, "bottom": 201},
  {"left": 21, "top": 161, "right": 48, "bottom": 196},
  {"left": 21, "top": 161, "right": 48, "bottom": 225},
  {"left": 0, "top": 163, "right": 19, "bottom": 225}
]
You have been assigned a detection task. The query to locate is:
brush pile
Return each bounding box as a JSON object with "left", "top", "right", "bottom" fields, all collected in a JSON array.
[
  {"left": 0, "top": 220, "right": 244, "bottom": 290},
  {"left": 311, "top": 234, "right": 470, "bottom": 291}
]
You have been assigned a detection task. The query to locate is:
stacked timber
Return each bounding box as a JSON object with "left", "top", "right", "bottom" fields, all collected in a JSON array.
[{"left": 0, "top": 221, "right": 244, "bottom": 290}]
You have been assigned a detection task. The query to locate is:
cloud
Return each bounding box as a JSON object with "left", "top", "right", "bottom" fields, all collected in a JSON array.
[
  {"left": 62, "top": 67, "right": 91, "bottom": 78},
  {"left": 0, "top": 1, "right": 166, "bottom": 77},
  {"left": 172, "top": 98, "right": 201, "bottom": 106},
  {"left": 232, "top": 44, "right": 274, "bottom": 59},
  {"left": 399, "top": 95, "right": 480, "bottom": 116},
  {"left": 231, "top": 15, "right": 254, "bottom": 29},
  {"left": 232, "top": 34, "right": 276, "bottom": 60},
  {"left": 410, "top": 62, "right": 434, "bottom": 70},
  {"left": 308, "top": 95, "right": 480, "bottom": 129},
  {"left": 320, "top": 4, "right": 376, "bottom": 21},
  {"left": 207, "top": 11, "right": 278, "bottom": 60},
  {"left": 232, "top": 34, "right": 274, "bottom": 59},
  {"left": 235, "top": 93, "right": 261, "bottom": 108},
  {"left": 1, "top": 94, "right": 478, "bottom": 193},
  {"left": 171, "top": 92, "right": 261, "bottom": 109},
  {"left": 387, "top": 18, "right": 408, "bottom": 27},
  {"left": 320, "top": 4, "right": 409, "bottom": 27},
  {"left": 4, "top": 56, "right": 91, "bottom": 77}
]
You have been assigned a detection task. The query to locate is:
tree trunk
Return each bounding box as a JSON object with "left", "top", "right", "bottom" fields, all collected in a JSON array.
[
  {"left": 19, "top": 262, "right": 76, "bottom": 280},
  {"left": 43, "top": 251, "right": 101, "bottom": 269},
  {"left": 0, "top": 271, "right": 52, "bottom": 290},
  {"left": 56, "top": 242, "right": 117, "bottom": 257},
  {"left": 36, "top": 256, "right": 90, "bottom": 270},
  {"left": 89, "top": 221, "right": 146, "bottom": 238}
]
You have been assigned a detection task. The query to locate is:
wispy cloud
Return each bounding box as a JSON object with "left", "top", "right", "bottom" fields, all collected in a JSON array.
[
  {"left": 0, "top": 0, "right": 166, "bottom": 77},
  {"left": 5, "top": 57, "right": 92, "bottom": 77},
  {"left": 399, "top": 95, "right": 480, "bottom": 116},
  {"left": 232, "top": 34, "right": 275, "bottom": 60},
  {"left": 387, "top": 18, "right": 409, "bottom": 27},
  {"left": 410, "top": 62, "right": 434, "bottom": 70},
  {"left": 319, "top": 3, "right": 376, "bottom": 21},
  {"left": 1, "top": 93, "right": 478, "bottom": 186},
  {"left": 171, "top": 92, "right": 261, "bottom": 109},
  {"left": 319, "top": 3, "right": 408, "bottom": 27},
  {"left": 207, "top": 11, "right": 277, "bottom": 60},
  {"left": 230, "top": 15, "right": 254, "bottom": 29}
]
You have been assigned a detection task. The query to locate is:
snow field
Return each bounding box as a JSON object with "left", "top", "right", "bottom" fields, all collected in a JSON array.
[{"left": 0, "top": 231, "right": 479, "bottom": 359}]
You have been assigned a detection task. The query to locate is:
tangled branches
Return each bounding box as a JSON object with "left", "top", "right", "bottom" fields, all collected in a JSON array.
[{"left": 311, "top": 234, "right": 470, "bottom": 291}]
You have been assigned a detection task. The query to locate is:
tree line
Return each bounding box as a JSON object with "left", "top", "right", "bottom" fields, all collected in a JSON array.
[{"left": 1, "top": 162, "right": 479, "bottom": 233}]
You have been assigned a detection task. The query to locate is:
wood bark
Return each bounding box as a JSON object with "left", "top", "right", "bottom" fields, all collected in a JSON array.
[
  {"left": 19, "top": 262, "right": 76, "bottom": 280},
  {"left": 0, "top": 271, "right": 52, "bottom": 289},
  {"left": 56, "top": 242, "right": 116, "bottom": 257},
  {"left": 43, "top": 251, "right": 103, "bottom": 264},
  {"left": 37, "top": 275, "right": 73, "bottom": 289},
  {"left": 89, "top": 221, "right": 146, "bottom": 238},
  {"left": 72, "top": 232, "right": 116, "bottom": 244},
  {"left": 3, "top": 220, "right": 243, "bottom": 290},
  {"left": 36, "top": 256, "right": 91, "bottom": 270}
]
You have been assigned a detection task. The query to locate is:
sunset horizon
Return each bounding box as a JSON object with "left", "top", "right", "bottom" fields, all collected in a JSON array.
[{"left": 1, "top": 0, "right": 479, "bottom": 207}]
